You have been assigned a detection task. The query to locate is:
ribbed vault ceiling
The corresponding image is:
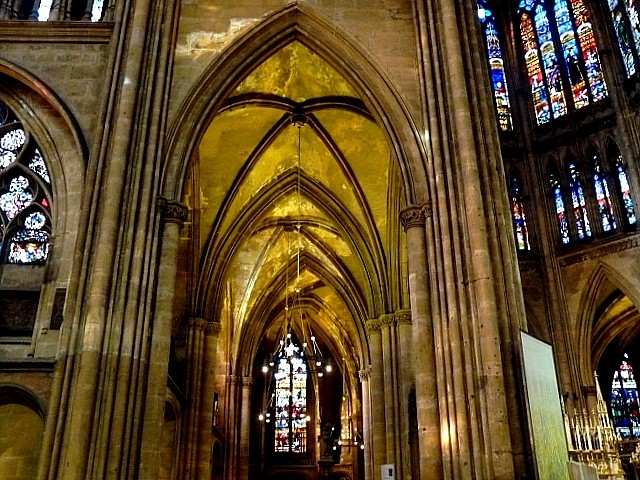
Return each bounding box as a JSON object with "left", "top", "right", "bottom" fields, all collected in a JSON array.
[{"left": 192, "top": 41, "right": 404, "bottom": 365}]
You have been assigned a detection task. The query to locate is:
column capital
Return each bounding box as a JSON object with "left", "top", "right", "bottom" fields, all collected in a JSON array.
[
  {"left": 205, "top": 321, "right": 222, "bottom": 336},
  {"left": 358, "top": 368, "right": 371, "bottom": 382},
  {"left": 379, "top": 313, "right": 396, "bottom": 328},
  {"left": 189, "top": 317, "right": 208, "bottom": 331},
  {"left": 157, "top": 197, "right": 189, "bottom": 226},
  {"left": 242, "top": 376, "right": 253, "bottom": 387},
  {"left": 395, "top": 309, "right": 412, "bottom": 325},
  {"left": 365, "top": 319, "right": 381, "bottom": 335},
  {"left": 400, "top": 203, "right": 432, "bottom": 231}
]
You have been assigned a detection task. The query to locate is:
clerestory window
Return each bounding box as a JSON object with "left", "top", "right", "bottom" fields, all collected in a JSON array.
[
  {"left": 477, "top": 1, "right": 514, "bottom": 131},
  {"left": 518, "top": 0, "right": 608, "bottom": 125}
]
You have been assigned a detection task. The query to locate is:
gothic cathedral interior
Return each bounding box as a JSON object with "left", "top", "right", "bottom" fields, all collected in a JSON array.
[{"left": 1, "top": 1, "right": 640, "bottom": 479}]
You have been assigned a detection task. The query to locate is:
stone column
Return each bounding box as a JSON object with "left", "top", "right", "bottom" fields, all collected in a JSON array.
[
  {"left": 225, "top": 375, "right": 240, "bottom": 480},
  {"left": 139, "top": 199, "right": 187, "bottom": 478},
  {"left": 366, "top": 319, "right": 385, "bottom": 480},
  {"left": 238, "top": 376, "right": 253, "bottom": 480},
  {"left": 359, "top": 368, "right": 373, "bottom": 480},
  {"left": 380, "top": 314, "right": 397, "bottom": 470},
  {"left": 179, "top": 317, "right": 207, "bottom": 480},
  {"left": 400, "top": 204, "right": 442, "bottom": 479},
  {"left": 197, "top": 321, "right": 222, "bottom": 479},
  {"left": 396, "top": 310, "right": 414, "bottom": 479}
]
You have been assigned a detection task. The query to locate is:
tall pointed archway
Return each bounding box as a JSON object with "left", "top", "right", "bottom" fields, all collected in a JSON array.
[{"left": 163, "top": 7, "right": 423, "bottom": 478}]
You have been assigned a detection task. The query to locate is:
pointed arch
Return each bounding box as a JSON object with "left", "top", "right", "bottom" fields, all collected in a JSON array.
[
  {"left": 0, "top": 58, "right": 86, "bottom": 270},
  {"left": 576, "top": 262, "right": 640, "bottom": 386},
  {"left": 235, "top": 250, "right": 368, "bottom": 376},
  {"left": 162, "top": 3, "right": 429, "bottom": 207}
]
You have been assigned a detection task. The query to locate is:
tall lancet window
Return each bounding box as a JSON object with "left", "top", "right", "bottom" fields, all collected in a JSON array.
[
  {"left": 0, "top": 100, "right": 52, "bottom": 264},
  {"left": 610, "top": 354, "right": 640, "bottom": 439},
  {"left": 478, "top": 1, "right": 514, "bottom": 131},
  {"left": 510, "top": 172, "right": 531, "bottom": 250},
  {"left": 518, "top": 0, "right": 608, "bottom": 124},
  {"left": 568, "top": 161, "right": 591, "bottom": 239},
  {"left": 550, "top": 167, "right": 570, "bottom": 243},
  {"left": 610, "top": 146, "right": 638, "bottom": 227},
  {"left": 273, "top": 337, "right": 308, "bottom": 453},
  {"left": 607, "top": 0, "right": 640, "bottom": 77},
  {"left": 590, "top": 150, "right": 616, "bottom": 233}
]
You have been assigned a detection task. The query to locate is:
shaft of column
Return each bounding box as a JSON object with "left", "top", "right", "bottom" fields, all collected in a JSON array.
[
  {"left": 238, "top": 377, "right": 253, "bottom": 480},
  {"left": 359, "top": 368, "right": 373, "bottom": 480},
  {"left": 197, "top": 322, "right": 221, "bottom": 479},
  {"left": 396, "top": 310, "right": 414, "bottom": 479},
  {"left": 380, "top": 315, "right": 397, "bottom": 469},
  {"left": 139, "top": 200, "right": 187, "bottom": 478},
  {"left": 366, "top": 319, "right": 386, "bottom": 480},
  {"left": 400, "top": 205, "right": 443, "bottom": 479}
]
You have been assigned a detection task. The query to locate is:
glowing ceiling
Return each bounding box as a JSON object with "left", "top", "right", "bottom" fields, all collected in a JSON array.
[{"left": 192, "top": 41, "right": 404, "bottom": 363}]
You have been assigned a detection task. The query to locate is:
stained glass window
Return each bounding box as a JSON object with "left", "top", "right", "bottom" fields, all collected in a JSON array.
[
  {"left": 273, "top": 338, "right": 308, "bottom": 453},
  {"left": 568, "top": 162, "right": 591, "bottom": 239},
  {"left": 613, "top": 152, "right": 637, "bottom": 226},
  {"left": 510, "top": 173, "right": 531, "bottom": 250},
  {"left": 477, "top": 2, "right": 514, "bottom": 131},
  {"left": 550, "top": 168, "right": 570, "bottom": 243},
  {"left": 610, "top": 354, "right": 640, "bottom": 439},
  {"left": 92, "top": 0, "right": 105, "bottom": 22},
  {"left": 519, "top": 0, "right": 608, "bottom": 124},
  {"left": 0, "top": 99, "right": 52, "bottom": 264},
  {"left": 37, "top": 0, "right": 53, "bottom": 21},
  {"left": 522, "top": 13, "right": 552, "bottom": 123},
  {"left": 590, "top": 151, "right": 616, "bottom": 233},
  {"left": 608, "top": 0, "right": 640, "bottom": 77}
]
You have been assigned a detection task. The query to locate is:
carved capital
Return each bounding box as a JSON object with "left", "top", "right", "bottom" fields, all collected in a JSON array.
[
  {"left": 242, "top": 376, "right": 253, "bottom": 387},
  {"left": 157, "top": 197, "right": 189, "bottom": 226},
  {"left": 206, "top": 321, "right": 222, "bottom": 336},
  {"left": 189, "top": 317, "right": 208, "bottom": 331},
  {"left": 358, "top": 368, "right": 371, "bottom": 382},
  {"left": 365, "top": 319, "right": 381, "bottom": 335},
  {"left": 379, "top": 314, "right": 395, "bottom": 328},
  {"left": 395, "top": 309, "right": 412, "bottom": 325},
  {"left": 400, "top": 203, "right": 432, "bottom": 231}
]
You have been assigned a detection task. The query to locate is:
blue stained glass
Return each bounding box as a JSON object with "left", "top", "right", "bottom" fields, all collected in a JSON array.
[
  {"left": 536, "top": 5, "right": 567, "bottom": 118},
  {"left": 551, "top": 172, "right": 570, "bottom": 243},
  {"left": 0, "top": 151, "right": 16, "bottom": 170},
  {"left": 29, "top": 150, "right": 50, "bottom": 184},
  {"left": 592, "top": 154, "right": 616, "bottom": 232},
  {"left": 522, "top": 13, "right": 552, "bottom": 124},
  {"left": 520, "top": 0, "right": 537, "bottom": 10},
  {"left": 480, "top": 12, "right": 514, "bottom": 131},
  {"left": 624, "top": 0, "right": 640, "bottom": 54},
  {"left": 569, "top": 163, "right": 591, "bottom": 238},
  {"left": 0, "top": 128, "right": 25, "bottom": 152},
  {"left": 572, "top": 0, "right": 608, "bottom": 101},
  {"left": 616, "top": 155, "right": 637, "bottom": 225},
  {"left": 273, "top": 338, "right": 308, "bottom": 453},
  {"left": 37, "top": 0, "right": 52, "bottom": 21},
  {"left": 511, "top": 175, "right": 531, "bottom": 250},
  {"left": 0, "top": 176, "right": 33, "bottom": 221},
  {"left": 7, "top": 229, "right": 49, "bottom": 264},
  {"left": 610, "top": 356, "right": 640, "bottom": 439},
  {"left": 0, "top": 100, "right": 52, "bottom": 267},
  {"left": 556, "top": 0, "right": 590, "bottom": 108},
  {"left": 612, "top": 11, "right": 637, "bottom": 76},
  {"left": 91, "top": 0, "right": 104, "bottom": 22},
  {"left": 24, "top": 212, "right": 46, "bottom": 229}
]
